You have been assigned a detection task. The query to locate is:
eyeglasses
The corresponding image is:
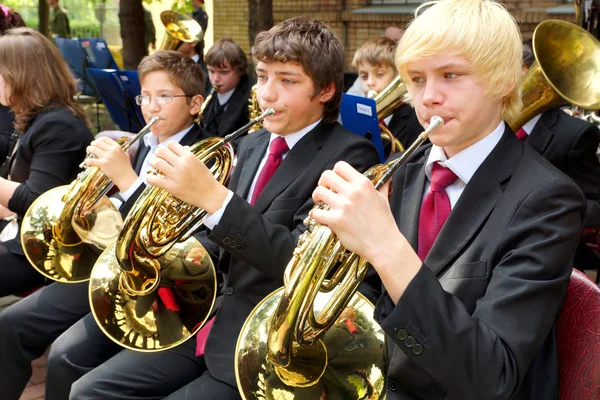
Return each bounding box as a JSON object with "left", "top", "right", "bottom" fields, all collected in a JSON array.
[{"left": 135, "top": 94, "right": 193, "bottom": 106}]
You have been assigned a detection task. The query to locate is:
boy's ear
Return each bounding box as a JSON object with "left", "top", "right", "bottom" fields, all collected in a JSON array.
[
  {"left": 189, "top": 94, "right": 204, "bottom": 116},
  {"left": 316, "top": 81, "right": 336, "bottom": 104}
]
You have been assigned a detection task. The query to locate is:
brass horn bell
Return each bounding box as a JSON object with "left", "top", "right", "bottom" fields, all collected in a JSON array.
[
  {"left": 159, "top": 10, "right": 203, "bottom": 51},
  {"left": 510, "top": 19, "right": 600, "bottom": 130}
]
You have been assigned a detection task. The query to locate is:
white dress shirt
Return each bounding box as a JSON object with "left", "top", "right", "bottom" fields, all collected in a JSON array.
[
  {"left": 520, "top": 114, "right": 542, "bottom": 137},
  {"left": 110, "top": 124, "right": 193, "bottom": 208},
  {"left": 217, "top": 88, "right": 235, "bottom": 109},
  {"left": 423, "top": 121, "right": 505, "bottom": 208},
  {"left": 203, "top": 118, "right": 323, "bottom": 229}
]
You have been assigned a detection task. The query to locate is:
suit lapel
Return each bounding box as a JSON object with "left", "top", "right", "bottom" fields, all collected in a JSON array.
[
  {"left": 252, "top": 122, "right": 328, "bottom": 213},
  {"left": 397, "top": 159, "right": 427, "bottom": 250},
  {"left": 424, "top": 128, "right": 522, "bottom": 275},
  {"left": 234, "top": 130, "right": 269, "bottom": 199},
  {"left": 526, "top": 109, "right": 557, "bottom": 155}
]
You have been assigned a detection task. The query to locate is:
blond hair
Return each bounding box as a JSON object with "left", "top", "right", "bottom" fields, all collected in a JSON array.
[
  {"left": 397, "top": 0, "right": 522, "bottom": 122},
  {"left": 352, "top": 37, "right": 398, "bottom": 71}
]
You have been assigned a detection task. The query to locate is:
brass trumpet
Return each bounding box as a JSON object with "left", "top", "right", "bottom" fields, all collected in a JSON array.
[
  {"left": 88, "top": 108, "right": 275, "bottom": 352},
  {"left": 20, "top": 117, "right": 158, "bottom": 283},
  {"left": 236, "top": 116, "right": 444, "bottom": 399}
]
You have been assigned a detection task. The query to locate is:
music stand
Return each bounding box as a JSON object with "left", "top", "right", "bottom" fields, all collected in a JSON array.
[
  {"left": 340, "top": 94, "right": 385, "bottom": 162},
  {"left": 55, "top": 38, "right": 96, "bottom": 96},
  {"left": 78, "top": 38, "right": 119, "bottom": 70},
  {"left": 86, "top": 69, "right": 144, "bottom": 132}
]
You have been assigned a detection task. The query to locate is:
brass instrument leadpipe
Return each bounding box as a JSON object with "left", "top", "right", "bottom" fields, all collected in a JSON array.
[
  {"left": 374, "top": 115, "right": 443, "bottom": 190},
  {"left": 200, "top": 86, "right": 218, "bottom": 115},
  {"left": 79, "top": 116, "right": 158, "bottom": 168}
]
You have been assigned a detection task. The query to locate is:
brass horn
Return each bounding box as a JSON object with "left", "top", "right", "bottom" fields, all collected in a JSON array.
[
  {"left": 88, "top": 108, "right": 275, "bottom": 352},
  {"left": 20, "top": 117, "right": 158, "bottom": 283},
  {"left": 159, "top": 10, "right": 203, "bottom": 51},
  {"left": 510, "top": 20, "right": 600, "bottom": 130},
  {"left": 367, "top": 76, "right": 407, "bottom": 155},
  {"left": 236, "top": 117, "right": 444, "bottom": 399}
]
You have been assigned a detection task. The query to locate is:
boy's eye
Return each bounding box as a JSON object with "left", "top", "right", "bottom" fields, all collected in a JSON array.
[
  {"left": 445, "top": 73, "right": 459, "bottom": 79},
  {"left": 412, "top": 77, "right": 425, "bottom": 84},
  {"left": 256, "top": 75, "right": 267, "bottom": 81},
  {"left": 283, "top": 79, "right": 295, "bottom": 84},
  {"left": 376, "top": 72, "right": 384, "bottom": 77},
  {"left": 359, "top": 74, "right": 367, "bottom": 80}
]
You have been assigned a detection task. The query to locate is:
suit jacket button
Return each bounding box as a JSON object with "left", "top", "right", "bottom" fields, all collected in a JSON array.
[
  {"left": 224, "top": 287, "right": 234, "bottom": 295},
  {"left": 396, "top": 329, "right": 408, "bottom": 341},
  {"left": 388, "top": 380, "right": 398, "bottom": 392},
  {"left": 412, "top": 344, "right": 424, "bottom": 355},
  {"left": 404, "top": 336, "right": 416, "bottom": 348},
  {"left": 230, "top": 240, "right": 238, "bottom": 248},
  {"left": 223, "top": 237, "right": 231, "bottom": 245},
  {"left": 236, "top": 245, "right": 244, "bottom": 252}
]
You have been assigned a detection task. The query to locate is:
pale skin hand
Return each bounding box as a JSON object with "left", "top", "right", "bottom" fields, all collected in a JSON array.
[
  {"left": 0, "top": 203, "right": 15, "bottom": 219},
  {"left": 85, "top": 137, "right": 138, "bottom": 192},
  {"left": 311, "top": 161, "right": 422, "bottom": 304},
  {"left": 0, "top": 178, "right": 20, "bottom": 210},
  {"left": 146, "top": 141, "right": 229, "bottom": 214}
]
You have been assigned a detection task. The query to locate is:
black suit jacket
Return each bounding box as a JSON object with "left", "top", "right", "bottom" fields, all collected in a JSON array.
[
  {"left": 386, "top": 103, "right": 423, "bottom": 155},
  {"left": 526, "top": 107, "right": 600, "bottom": 228},
  {"left": 0, "top": 105, "right": 14, "bottom": 162},
  {"left": 117, "top": 123, "right": 212, "bottom": 217},
  {"left": 375, "top": 128, "right": 584, "bottom": 399},
  {"left": 4, "top": 107, "right": 93, "bottom": 255},
  {"left": 201, "top": 74, "right": 253, "bottom": 149},
  {"left": 201, "top": 121, "right": 381, "bottom": 388}
]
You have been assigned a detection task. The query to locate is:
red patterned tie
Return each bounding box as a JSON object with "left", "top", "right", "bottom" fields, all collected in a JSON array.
[
  {"left": 515, "top": 128, "right": 528, "bottom": 141},
  {"left": 417, "top": 163, "right": 458, "bottom": 261},
  {"left": 250, "top": 137, "right": 289, "bottom": 205}
]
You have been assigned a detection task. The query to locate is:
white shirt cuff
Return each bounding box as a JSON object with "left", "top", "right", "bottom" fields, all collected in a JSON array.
[
  {"left": 119, "top": 177, "right": 144, "bottom": 203},
  {"left": 203, "top": 190, "right": 234, "bottom": 230}
]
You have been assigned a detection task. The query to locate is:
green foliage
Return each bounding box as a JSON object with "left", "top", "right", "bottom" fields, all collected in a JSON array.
[{"left": 171, "top": 0, "right": 194, "bottom": 15}]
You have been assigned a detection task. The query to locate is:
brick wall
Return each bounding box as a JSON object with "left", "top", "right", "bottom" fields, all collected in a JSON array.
[{"left": 213, "top": 0, "right": 577, "bottom": 71}]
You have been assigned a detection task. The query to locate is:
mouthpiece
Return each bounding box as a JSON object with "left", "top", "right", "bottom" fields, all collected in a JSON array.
[{"left": 427, "top": 115, "right": 444, "bottom": 132}]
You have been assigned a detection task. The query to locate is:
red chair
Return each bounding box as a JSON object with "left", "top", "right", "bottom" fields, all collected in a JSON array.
[{"left": 556, "top": 269, "right": 600, "bottom": 400}]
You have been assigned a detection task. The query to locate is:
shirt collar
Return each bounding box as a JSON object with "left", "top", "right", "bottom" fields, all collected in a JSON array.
[
  {"left": 269, "top": 118, "right": 322, "bottom": 151},
  {"left": 425, "top": 120, "right": 505, "bottom": 184},
  {"left": 521, "top": 114, "right": 542, "bottom": 135},
  {"left": 143, "top": 124, "right": 194, "bottom": 148},
  {"left": 217, "top": 88, "right": 235, "bottom": 106},
  {"left": 191, "top": 54, "right": 200, "bottom": 63}
]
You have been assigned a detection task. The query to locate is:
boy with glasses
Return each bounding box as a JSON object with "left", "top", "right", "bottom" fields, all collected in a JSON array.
[{"left": 0, "top": 50, "right": 211, "bottom": 400}]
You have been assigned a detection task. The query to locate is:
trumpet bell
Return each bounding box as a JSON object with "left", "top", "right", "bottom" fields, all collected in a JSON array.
[
  {"left": 89, "top": 236, "right": 216, "bottom": 352},
  {"left": 236, "top": 288, "right": 386, "bottom": 399},
  {"left": 159, "top": 10, "right": 203, "bottom": 51},
  {"left": 20, "top": 185, "right": 123, "bottom": 283}
]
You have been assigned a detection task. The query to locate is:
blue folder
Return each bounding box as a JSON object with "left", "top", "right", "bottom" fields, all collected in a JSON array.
[
  {"left": 86, "top": 69, "right": 144, "bottom": 132},
  {"left": 339, "top": 93, "right": 385, "bottom": 162}
]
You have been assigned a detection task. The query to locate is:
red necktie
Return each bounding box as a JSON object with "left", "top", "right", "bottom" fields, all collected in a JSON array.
[
  {"left": 417, "top": 163, "right": 458, "bottom": 261},
  {"left": 515, "top": 128, "right": 527, "bottom": 141},
  {"left": 250, "top": 137, "right": 289, "bottom": 205}
]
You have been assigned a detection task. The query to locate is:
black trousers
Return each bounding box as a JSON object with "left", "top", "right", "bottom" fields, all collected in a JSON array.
[
  {"left": 0, "top": 243, "right": 45, "bottom": 297},
  {"left": 48, "top": 312, "right": 239, "bottom": 399},
  {"left": 0, "top": 281, "right": 90, "bottom": 400}
]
